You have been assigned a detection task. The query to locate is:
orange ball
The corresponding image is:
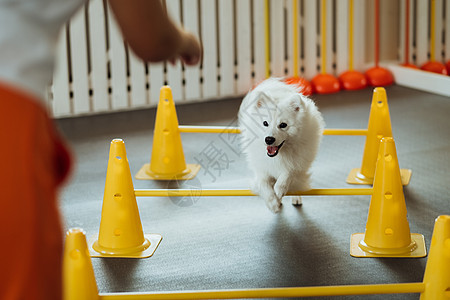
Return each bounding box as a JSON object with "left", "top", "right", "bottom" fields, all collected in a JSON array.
[
  {"left": 311, "top": 73, "right": 340, "bottom": 94},
  {"left": 338, "top": 70, "right": 368, "bottom": 91},
  {"left": 421, "top": 61, "right": 448, "bottom": 75},
  {"left": 284, "top": 76, "right": 313, "bottom": 95},
  {"left": 365, "top": 67, "right": 394, "bottom": 87}
]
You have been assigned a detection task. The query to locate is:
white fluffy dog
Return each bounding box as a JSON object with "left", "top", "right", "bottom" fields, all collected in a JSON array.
[{"left": 238, "top": 78, "right": 325, "bottom": 213}]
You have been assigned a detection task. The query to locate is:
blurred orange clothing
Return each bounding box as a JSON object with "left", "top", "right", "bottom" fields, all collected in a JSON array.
[{"left": 0, "top": 84, "right": 72, "bottom": 300}]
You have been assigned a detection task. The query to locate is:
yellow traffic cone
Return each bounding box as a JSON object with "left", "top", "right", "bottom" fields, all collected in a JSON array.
[
  {"left": 88, "top": 139, "right": 162, "bottom": 258},
  {"left": 347, "top": 87, "right": 412, "bottom": 185},
  {"left": 136, "top": 86, "right": 200, "bottom": 180},
  {"left": 63, "top": 228, "right": 99, "bottom": 300},
  {"left": 420, "top": 215, "right": 450, "bottom": 299},
  {"left": 350, "top": 137, "right": 426, "bottom": 257}
]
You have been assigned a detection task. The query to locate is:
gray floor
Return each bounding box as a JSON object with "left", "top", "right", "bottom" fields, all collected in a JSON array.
[{"left": 58, "top": 85, "right": 450, "bottom": 299}]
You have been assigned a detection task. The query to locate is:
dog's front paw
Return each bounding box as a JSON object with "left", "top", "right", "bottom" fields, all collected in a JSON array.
[
  {"left": 265, "top": 196, "right": 282, "bottom": 213},
  {"left": 274, "top": 181, "right": 289, "bottom": 199},
  {"left": 291, "top": 196, "right": 303, "bottom": 206},
  {"left": 250, "top": 180, "right": 260, "bottom": 195}
]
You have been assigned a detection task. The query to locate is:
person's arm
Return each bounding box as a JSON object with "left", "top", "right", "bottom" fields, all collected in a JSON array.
[{"left": 108, "top": 0, "right": 201, "bottom": 65}]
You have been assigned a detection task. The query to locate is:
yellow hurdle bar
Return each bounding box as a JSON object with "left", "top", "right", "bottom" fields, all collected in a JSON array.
[
  {"left": 178, "top": 125, "right": 241, "bottom": 134},
  {"left": 134, "top": 188, "right": 373, "bottom": 198},
  {"left": 99, "top": 282, "right": 425, "bottom": 299},
  {"left": 323, "top": 129, "right": 368, "bottom": 136},
  {"left": 178, "top": 125, "right": 368, "bottom": 136}
]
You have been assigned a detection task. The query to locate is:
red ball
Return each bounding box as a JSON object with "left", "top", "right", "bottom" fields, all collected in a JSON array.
[
  {"left": 421, "top": 61, "right": 448, "bottom": 75},
  {"left": 338, "top": 70, "right": 368, "bottom": 91},
  {"left": 311, "top": 73, "right": 340, "bottom": 94},
  {"left": 284, "top": 76, "right": 313, "bottom": 95},
  {"left": 365, "top": 67, "right": 394, "bottom": 87}
]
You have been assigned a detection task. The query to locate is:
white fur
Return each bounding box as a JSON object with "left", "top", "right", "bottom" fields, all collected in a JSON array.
[{"left": 238, "top": 78, "right": 325, "bottom": 213}]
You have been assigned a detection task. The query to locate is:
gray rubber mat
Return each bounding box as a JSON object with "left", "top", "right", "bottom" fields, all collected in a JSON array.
[{"left": 58, "top": 85, "right": 450, "bottom": 299}]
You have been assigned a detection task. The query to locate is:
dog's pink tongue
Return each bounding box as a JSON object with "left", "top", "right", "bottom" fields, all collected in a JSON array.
[{"left": 267, "top": 145, "right": 278, "bottom": 155}]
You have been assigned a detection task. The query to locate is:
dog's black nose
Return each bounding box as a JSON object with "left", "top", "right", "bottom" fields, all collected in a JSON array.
[{"left": 265, "top": 136, "right": 276, "bottom": 145}]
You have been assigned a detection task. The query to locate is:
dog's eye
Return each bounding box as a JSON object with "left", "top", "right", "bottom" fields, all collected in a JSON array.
[
  {"left": 263, "top": 121, "right": 269, "bottom": 127},
  {"left": 279, "top": 122, "right": 287, "bottom": 129}
]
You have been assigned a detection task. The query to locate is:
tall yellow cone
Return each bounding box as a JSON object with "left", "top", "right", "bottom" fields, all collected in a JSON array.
[
  {"left": 350, "top": 137, "right": 426, "bottom": 257},
  {"left": 136, "top": 86, "right": 200, "bottom": 180},
  {"left": 347, "top": 87, "right": 412, "bottom": 185},
  {"left": 420, "top": 215, "right": 450, "bottom": 299},
  {"left": 63, "top": 228, "right": 99, "bottom": 300},
  {"left": 88, "top": 139, "right": 162, "bottom": 258}
]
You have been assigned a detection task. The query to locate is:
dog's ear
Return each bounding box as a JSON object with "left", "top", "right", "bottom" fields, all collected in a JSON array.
[
  {"left": 289, "top": 94, "right": 306, "bottom": 112},
  {"left": 255, "top": 91, "right": 271, "bottom": 108}
]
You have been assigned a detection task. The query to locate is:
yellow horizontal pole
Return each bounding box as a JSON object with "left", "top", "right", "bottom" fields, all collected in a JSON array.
[
  {"left": 178, "top": 126, "right": 367, "bottom": 136},
  {"left": 99, "top": 282, "right": 425, "bottom": 299},
  {"left": 178, "top": 125, "right": 241, "bottom": 134},
  {"left": 134, "top": 188, "right": 373, "bottom": 198},
  {"left": 323, "top": 129, "right": 368, "bottom": 136}
]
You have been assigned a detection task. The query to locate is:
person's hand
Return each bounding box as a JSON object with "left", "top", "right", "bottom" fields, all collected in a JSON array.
[
  {"left": 169, "top": 30, "right": 202, "bottom": 66},
  {"left": 179, "top": 31, "right": 202, "bottom": 65},
  {"left": 108, "top": 0, "right": 202, "bottom": 66}
]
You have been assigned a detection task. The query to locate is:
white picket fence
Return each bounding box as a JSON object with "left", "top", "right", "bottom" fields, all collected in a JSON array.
[
  {"left": 398, "top": 0, "right": 450, "bottom": 67},
  {"left": 48, "top": 0, "right": 450, "bottom": 118}
]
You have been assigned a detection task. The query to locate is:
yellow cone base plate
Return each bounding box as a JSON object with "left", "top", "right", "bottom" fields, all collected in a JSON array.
[
  {"left": 350, "top": 233, "right": 426, "bottom": 258},
  {"left": 135, "top": 164, "right": 201, "bottom": 180},
  {"left": 88, "top": 234, "right": 162, "bottom": 258},
  {"left": 346, "top": 168, "right": 412, "bottom": 186}
]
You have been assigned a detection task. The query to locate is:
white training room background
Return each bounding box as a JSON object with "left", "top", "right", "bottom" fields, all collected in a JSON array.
[{"left": 48, "top": 0, "right": 450, "bottom": 118}]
